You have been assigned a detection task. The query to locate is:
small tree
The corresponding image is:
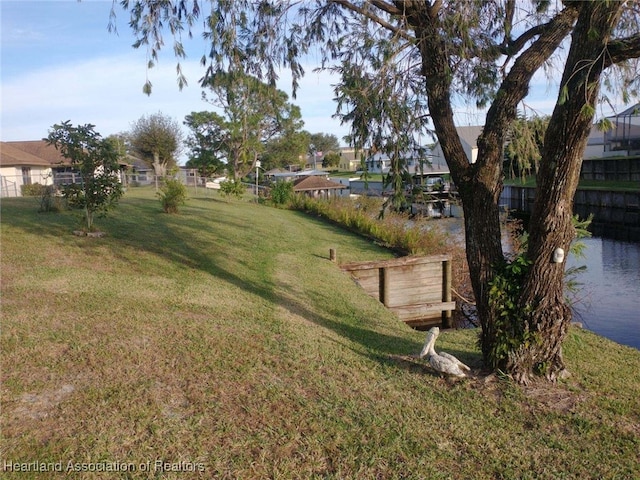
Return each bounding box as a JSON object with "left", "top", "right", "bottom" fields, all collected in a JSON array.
[
  {"left": 203, "top": 70, "right": 304, "bottom": 180},
  {"left": 219, "top": 179, "right": 245, "bottom": 201},
  {"left": 46, "top": 121, "right": 123, "bottom": 231},
  {"left": 322, "top": 152, "right": 341, "bottom": 169},
  {"left": 269, "top": 180, "right": 295, "bottom": 206},
  {"left": 157, "top": 178, "right": 187, "bottom": 213}
]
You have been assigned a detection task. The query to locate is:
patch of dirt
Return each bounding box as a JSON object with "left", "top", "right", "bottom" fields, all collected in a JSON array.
[
  {"left": 12, "top": 384, "right": 76, "bottom": 421},
  {"left": 520, "top": 382, "right": 588, "bottom": 413}
]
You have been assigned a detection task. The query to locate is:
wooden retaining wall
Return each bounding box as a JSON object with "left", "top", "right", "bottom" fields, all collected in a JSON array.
[{"left": 340, "top": 254, "right": 454, "bottom": 330}]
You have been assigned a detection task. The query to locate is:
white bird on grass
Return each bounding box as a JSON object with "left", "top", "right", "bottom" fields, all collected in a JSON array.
[{"left": 419, "top": 327, "right": 471, "bottom": 378}]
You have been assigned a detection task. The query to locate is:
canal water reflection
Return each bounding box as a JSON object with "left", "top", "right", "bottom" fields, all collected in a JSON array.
[
  {"left": 567, "top": 237, "right": 640, "bottom": 350},
  {"left": 429, "top": 218, "right": 639, "bottom": 349}
]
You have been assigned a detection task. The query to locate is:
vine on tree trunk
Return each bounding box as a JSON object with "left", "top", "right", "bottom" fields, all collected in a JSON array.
[{"left": 486, "top": 253, "right": 537, "bottom": 371}]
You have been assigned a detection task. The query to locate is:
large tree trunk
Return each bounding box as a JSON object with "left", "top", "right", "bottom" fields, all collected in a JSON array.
[
  {"left": 509, "top": 2, "right": 624, "bottom": 384},
  {"left": 411, "top": 2, "right": 579, "bottom": 367}
]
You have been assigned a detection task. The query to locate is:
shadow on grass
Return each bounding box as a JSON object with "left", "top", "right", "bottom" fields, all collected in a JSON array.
[{"left": 2, "top": 193, "right": 481, "bottom": 372}]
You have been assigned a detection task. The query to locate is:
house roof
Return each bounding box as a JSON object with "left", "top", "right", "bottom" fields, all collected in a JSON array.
[
  {"left": 273, "top": 169, "right": 328, "bottom": 179},
  {"left": 293, "top": 175, "right": 347, "bottom": 191},
  {"left": 0, "top": 142, "right": 53, "bottom": 167},
  {"left": 613, "top": 103, "right": 640, "bottom": 118},
  {"left": 2, "top": 140, "right": 69, "bottom": 165},
  {"left": 456, "top": 125, "right": 484, "bottom": 149}
]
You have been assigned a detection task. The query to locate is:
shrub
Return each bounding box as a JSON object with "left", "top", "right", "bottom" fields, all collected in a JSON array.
[
  {"left": 157, "top": 178, "right": 187, "bottom": 213},
  {"left": 219, "top": 179, "right": 245, "bottom": 200},
  {"left": 21, "top": 183, "right": 46, "bottom": 197},
  {"left": 38, "top": 185, "right": 63, "bottom": 213},
  {"left": 269, "top": 180, "right": 294, "bottom": 206}
]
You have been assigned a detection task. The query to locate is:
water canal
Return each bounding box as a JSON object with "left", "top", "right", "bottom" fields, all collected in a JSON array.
[
  {"left": 428, "top": 218, "right": 640, "bottom": 350},
  {"left": 567, "top": 237, "right": 640, "bottom": 350}
]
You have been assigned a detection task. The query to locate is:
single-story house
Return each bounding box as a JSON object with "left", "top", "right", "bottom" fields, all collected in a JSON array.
[
  {"left": 0, "top": 141, "right": 71, "bottom": 197},
  {"left": 1, "top": 140, "right": 130, "bottom": 197},
  {"left": 430, "top": 125, "right": 484, "bottom": 166},
  {"left": 293, "top": 175, "right": 347, "bottom": 199}
]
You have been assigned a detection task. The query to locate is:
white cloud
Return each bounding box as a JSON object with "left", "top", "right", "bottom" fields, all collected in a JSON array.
[
  {"left": 1, "top": 52, "right": 204, "bottom": 141},
  {"left": 0, "top": 53, "right": 353, "bottom": 153}
]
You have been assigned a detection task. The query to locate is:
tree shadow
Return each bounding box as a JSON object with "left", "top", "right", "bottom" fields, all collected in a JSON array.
[{"left": 2, "top": 194, "right": 482, "bottom": 375}]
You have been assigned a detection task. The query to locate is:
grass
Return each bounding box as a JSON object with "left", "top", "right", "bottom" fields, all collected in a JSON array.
[
  {"left": 2, "top": 187, "right": 640, "bottom": 479},
  {"left": 504, "top": 176, "right": 639, "bottom": 192}
]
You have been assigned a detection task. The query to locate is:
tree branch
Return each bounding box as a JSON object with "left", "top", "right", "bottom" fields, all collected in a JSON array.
[
  {"left": 476, "top": 4, "right": 579, "bottom": 174},
  {"left": 605, "top": 34, "right": 640, "bottom": 67},
  {"left": 330, "top": 0, "right": 413, "bottom": 41},
  {"left": 369, "top": 0, "right": 402, "bottom": 16}
]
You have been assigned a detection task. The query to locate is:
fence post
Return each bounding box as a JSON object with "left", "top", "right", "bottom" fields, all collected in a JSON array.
[
  {"left": 381, "top": 267, "right": 391, "bottom": 306},
  {"left": 329, "top": 248, "right": 337, "bottom": 262},
  {"left": 442, "top": 259, "right": 452, "bottom": 328}
]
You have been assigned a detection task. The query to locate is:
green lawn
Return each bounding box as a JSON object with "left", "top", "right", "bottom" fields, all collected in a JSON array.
[
  {"left": 505, "top": 176, "right": 639, "bottom": 192},
  {"left": 2, "top": 187, "right": 639, "bottom": 479}
]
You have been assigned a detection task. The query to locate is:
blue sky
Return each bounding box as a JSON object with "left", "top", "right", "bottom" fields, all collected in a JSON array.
[
  {"left": 2, "top": 1, "right": 619, "bottom": 160},
  {"left": 1, "top": 0, "right": 355, "bottom": 155}
]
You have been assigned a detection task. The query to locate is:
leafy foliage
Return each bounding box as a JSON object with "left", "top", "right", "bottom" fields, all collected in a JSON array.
[
  {"left": 322, "top": 152, "right": 341, "bottom": 168},
  {"left": 129, "top": 112, "right": 183, "bottom": 177},
  {"left": 308, "top": 133, "right": 340, "bottom": 157},
  {"left": 219, "top": 179, "right": 245, "bottom": 200},
  {"left": 21, "top": 181, "right": 63, "bottom": 213},
  {"left": 184, "top": 111, "right": 226, "bottom": 178},
  {"left": 487, "top": 254, "right": 535, "bottom": 370},
  {"left": 46, "top": 121, "right": 124, "bottom": 231},
  {"left": 202, "top": 70, "right": 305, "bottom": 179},
  {"left": 504, "top": 115, "right": 550, "bottom": 179},
  {"left": 157, "top": 178, "right": 187, "bottom": 213},
  {"left": 112, "top": 0, "right": 640, "bottom": 380},
  {"left": 269, "top": 180, "right": 294, "bottom": 206},
  {"left": 260, "top": 130, "right": 310, "bottom": 171}
]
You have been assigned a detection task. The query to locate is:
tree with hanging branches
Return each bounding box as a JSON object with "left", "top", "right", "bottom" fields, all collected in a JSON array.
[{"left": 110, "top": 0, "right": 640, "bottom": 383}]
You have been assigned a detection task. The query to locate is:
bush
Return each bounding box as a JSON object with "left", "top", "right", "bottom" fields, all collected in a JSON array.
[
  {"left": 157, "top": 178, "right": 187, "bottom": 213},
  {"left": 219, "top": 179, "right": 245, "bottom": 200},
  {"left": 269, "top": 180, "right": 294, "bottom": 206},
  {"left": 21, "top": 183, "right": 46, "bottom": 197},
  {"left": 38, "top": 185, "right": 63, "bottom": 213}
]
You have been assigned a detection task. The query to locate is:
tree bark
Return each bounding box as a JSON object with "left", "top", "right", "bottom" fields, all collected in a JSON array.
[
  {"left": 511, "top": 2, "right": 625, "bottom": 384},
  {"left": 410, "top": 2, "right": 578, "bottom": 365}
]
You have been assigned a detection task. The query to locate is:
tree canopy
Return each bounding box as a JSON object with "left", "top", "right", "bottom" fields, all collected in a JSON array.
[
  {"left": 129, "top": 112, "right": 183, "bottom": 177},
  {"left": 201, "top": 70, "right": 304, "bottom": 179},
  {"left": 112, "top": 0, "right": 640, "bottom": 383},
  {"left": 184, "top": 111, "right": 226, "bottom": 178}
]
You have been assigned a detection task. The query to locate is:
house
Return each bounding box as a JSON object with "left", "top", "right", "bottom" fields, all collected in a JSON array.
[
  {"left": 293, "top": 175, "right": 347, "bottom": 199},
  {"left": 363, "top": 147, "right": 448, "bottom": 176},
  {"left": 1, "top": 140, "right": 129, "bottom": 196},
  {"left": 603, "top": 103, "right": 640, "bottom": 156},
  {"left": 584, "top": 124, "right": 607, "bottom": 159},
  {"left": 337, "top": 147, "right": 361, "bottom": 172},
  {"left": 0, "top": 141, "right": 70, "bottom": 197},
  {"left": 431, "top": 125, "right": 484, "bottom": 165},
  {"left": 128, "top": 157, "right": 154, "bottom": 185}
]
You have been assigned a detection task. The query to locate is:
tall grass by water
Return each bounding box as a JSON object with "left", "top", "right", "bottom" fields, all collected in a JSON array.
[{"left": 2, "top": 187, "right": 639, "bottom": 479}]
